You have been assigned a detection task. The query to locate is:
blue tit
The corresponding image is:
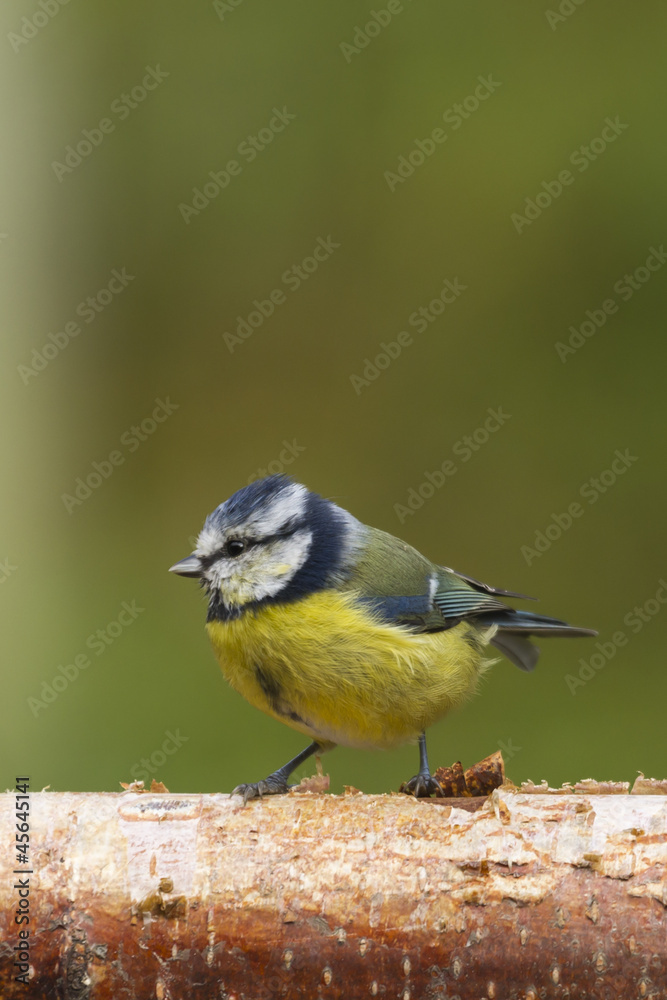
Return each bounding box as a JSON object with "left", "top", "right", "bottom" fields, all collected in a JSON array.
[{"left": 170, "top": 475, "right": 596, "bottom": 800}]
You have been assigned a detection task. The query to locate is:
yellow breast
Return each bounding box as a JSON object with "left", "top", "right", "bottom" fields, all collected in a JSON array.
[{"left": 206, "top": 589, "right": 495, "bottom": 750}]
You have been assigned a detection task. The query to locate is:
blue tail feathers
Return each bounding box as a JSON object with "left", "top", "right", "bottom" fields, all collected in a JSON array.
[{"left": 480, "top": 609, "right": 597, "bottom": 672}]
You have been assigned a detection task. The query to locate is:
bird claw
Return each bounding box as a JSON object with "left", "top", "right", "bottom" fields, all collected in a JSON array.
[
  {"left": 400, "top": 772, "right": 444, "bottom": 798},
  {"left": 232, "top": 774, "right": 291, "bottom": 804}
]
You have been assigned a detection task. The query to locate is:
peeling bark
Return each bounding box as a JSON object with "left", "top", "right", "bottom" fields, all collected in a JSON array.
[{"left": 1, "top": 787, "right": 666, "bottom": 998}]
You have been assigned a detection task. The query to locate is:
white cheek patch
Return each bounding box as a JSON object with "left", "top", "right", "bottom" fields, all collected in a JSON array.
[
  {"left": 203, "top": 529, "right": 313, "bottom": 606},
  {"left": 250, "top": 529, "right": 313, "bottom": 600}
]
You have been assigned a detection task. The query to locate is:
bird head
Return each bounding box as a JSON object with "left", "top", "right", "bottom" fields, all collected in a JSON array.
[{"left": 169, "top": 476, "right": 359, "bottom": 619}]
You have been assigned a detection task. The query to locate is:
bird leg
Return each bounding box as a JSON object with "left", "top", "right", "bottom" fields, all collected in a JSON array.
[
  {"left": 400, "top": 733, "right": 443, "bottom": 797},
  {"left": 233, "top": 741, "right": 322, "bottom": 804}
]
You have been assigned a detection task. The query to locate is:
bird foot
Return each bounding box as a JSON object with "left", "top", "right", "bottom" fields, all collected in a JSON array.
[
  {"left": 232, "top": 773, "right": 291, "bottom": 804},
  {"left": 400, "top": 772, "right": 444, "bottom": 798}
]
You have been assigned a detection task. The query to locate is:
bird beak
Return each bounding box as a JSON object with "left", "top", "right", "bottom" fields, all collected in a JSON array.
[{"left": 168, "top": 554, "right": 203, "bottom": 578}]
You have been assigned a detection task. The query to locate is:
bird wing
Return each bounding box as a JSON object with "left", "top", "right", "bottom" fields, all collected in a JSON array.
[
  {"left": 441, "top": 565, "right": 536, "bottom": 601},
  {"left": 341, "top": 527, "right": 512, "bottom": 631},
  {"left": 339, "top": 527, "right": 596, "bottom": 670},
  {"left": 431, "top": 580, "right": 510, "bottom": 622}
]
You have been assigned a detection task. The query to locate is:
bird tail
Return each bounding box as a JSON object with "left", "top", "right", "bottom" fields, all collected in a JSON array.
[{"left": 477, "top": 609, "right": 597, "bottom": 673}]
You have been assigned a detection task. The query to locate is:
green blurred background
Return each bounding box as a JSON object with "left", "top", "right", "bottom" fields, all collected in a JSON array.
[{"left": 2, "top": 1, "right": 666, "bottom": 795}]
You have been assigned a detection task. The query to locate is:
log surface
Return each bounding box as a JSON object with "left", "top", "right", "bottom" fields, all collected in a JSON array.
[{"left": 1, "top": 788, "right": 666, "bottom": 998}]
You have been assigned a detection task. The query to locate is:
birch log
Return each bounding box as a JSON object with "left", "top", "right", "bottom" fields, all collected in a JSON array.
[{"left": 1, "top": 786, "right": 666, "bottom": 999}]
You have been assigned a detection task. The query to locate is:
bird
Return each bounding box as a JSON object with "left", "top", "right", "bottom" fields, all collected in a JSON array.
[{"left": 170, "top": 475, "right": 596, "bottom": 801}]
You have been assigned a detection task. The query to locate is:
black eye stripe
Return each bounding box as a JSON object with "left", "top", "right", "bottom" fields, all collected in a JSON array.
[
  {"left": 198, "top": 523, "right": 302, "bottom": 566},
  {"left": 261, "top": 527, "right": 299, "bottom": 544}
]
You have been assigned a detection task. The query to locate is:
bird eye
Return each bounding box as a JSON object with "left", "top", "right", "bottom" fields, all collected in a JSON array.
[{"left": 226, "top": 539, "right": 245, "bottom": 557}]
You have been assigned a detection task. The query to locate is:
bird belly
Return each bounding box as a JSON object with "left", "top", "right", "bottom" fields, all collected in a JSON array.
[{"left": 205, "top": 590, "right": 495, "bottom": 750}]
